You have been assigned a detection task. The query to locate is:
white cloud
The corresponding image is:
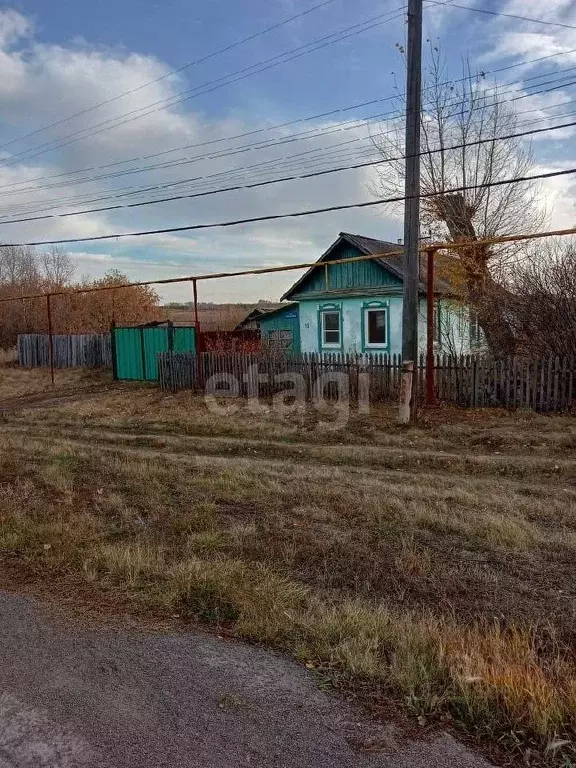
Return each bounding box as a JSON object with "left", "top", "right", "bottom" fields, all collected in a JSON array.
[
  {"left": 0, "top": 9, "right": 400, "bottom": 278},
  {"left": 2, "top": 3, "right": 573, "bottom": 307},
  {"left": 504, "top": 0, "right": 574, "bottom": 16},
  {"left": 0, "top": 8, "right": 31, "bottom": 48},
  {"left": 484, "top": 32, "right": 574, "bottom": 65},
  {"left": 478, "top": 0, "right": 576, "bottom": 67}
]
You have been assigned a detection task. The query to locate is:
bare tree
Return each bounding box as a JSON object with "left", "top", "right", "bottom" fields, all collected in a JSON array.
[
  {"left": 437, "top": 300, "right": 471, "bottom": 357},
  {"left": 0, "top": 245, "right": 40, "bottom": 286},
  {"left": 41, "top": 245, "right": 75, "bottom": 287},
  {"left": 506, "top": 239, "right": 576, "bottom": 357},
  {"left": 371, "top": 47, "right": 547, "bottom": 354}
]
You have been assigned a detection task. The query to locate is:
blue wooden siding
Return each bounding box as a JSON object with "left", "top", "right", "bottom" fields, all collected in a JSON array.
[
  {"left": 290, "top": 242, "right": 402, "bottom": 300},
  {"left": 259, "top": 306, "right": 300, "bottom": 354}
]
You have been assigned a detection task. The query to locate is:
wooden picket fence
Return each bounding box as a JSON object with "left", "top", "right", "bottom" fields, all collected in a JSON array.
[
  {"left": 17, "top": 333, "right": 112, "bottom": 368},
  {"left": 158, "top": 351, "right": 576, "bottom": 412}
]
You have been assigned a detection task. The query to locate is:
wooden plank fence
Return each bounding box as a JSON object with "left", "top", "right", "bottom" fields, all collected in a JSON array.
[
  {"left": 18, "top": 333, "right": 112, "bottom": 369},
  {"left": 158, "top": 351, "right": 576, "bottom": 413}
]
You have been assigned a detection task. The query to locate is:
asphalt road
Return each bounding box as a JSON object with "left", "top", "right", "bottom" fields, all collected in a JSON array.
[{"left": 0, "top": 592, "right": 495, "bottom": 768}]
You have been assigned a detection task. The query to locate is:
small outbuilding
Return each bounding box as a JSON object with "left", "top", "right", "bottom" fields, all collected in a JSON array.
[
  {"left": 112, "top": 321, "right": 196, "bottom": 381},
  {"left": 258, "top": 304, "right": 300, "bottom": 354}
]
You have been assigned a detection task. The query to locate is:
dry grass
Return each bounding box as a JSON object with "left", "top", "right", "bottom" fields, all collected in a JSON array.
[
  {"left": 0, "top": 365, "right": 111, "bottom": 401},
  {"left": 1, "top": 380, "right": 576, "bottom": 762}
]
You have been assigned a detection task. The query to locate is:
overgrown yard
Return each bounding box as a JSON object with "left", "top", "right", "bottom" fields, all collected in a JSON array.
[
  {"left": 1, "top": 370, "right": 576, "bottom": 764},
  {"left": 0, "top": 365, "right": 111, "bottom": 401}
]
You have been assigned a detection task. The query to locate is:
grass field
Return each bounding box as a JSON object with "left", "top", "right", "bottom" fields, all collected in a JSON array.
[
  {"left": 163, "top": 305, "right": 251, "bottom": 330},
  {"left": 0, "top": 365, "right": 111, "bottom": 400},
  {"left": 0, "top": 368, "right": 575, "bottom": 764}
]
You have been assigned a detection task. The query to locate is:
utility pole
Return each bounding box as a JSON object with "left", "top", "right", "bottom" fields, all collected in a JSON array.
[{"left": 399, "top": 0, "right": 423, "bottom": 424}]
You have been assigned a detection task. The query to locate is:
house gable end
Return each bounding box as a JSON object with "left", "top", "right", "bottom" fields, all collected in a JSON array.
[{"left": 283, "top": 237, "right": 403, "bottom": 301}]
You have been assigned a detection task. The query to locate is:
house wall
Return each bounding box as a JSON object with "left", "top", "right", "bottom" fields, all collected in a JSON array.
[
  {"left": 289, "top": 240, "right": 403, "bottom": 300},
  {"left": 299, "top": 296, "right": 402, "bottom": 355},
  {"left": 299, "top": 297, "right": 476, "bottom": 356},
  {"left": 259, "top": 306, "right": 301, "bottom": 354},
  {"left": 428, "top": 300, "right": 477, "bottom": 356},
  {"left": 286, "top": 237, "right": 477, "bottom": 356}
]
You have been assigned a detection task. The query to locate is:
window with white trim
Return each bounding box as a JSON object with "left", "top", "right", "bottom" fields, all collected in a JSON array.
[
  {"left": 321, "top": 310, "right": 341, "bottom": 347},
  {"left": 364, "top": 307, "right": 387, "bottom": 347}
]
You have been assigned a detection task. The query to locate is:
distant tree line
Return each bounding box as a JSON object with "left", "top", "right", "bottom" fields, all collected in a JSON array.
[{"left": 0, "top": 245, "right": 160, "bottom": 348}]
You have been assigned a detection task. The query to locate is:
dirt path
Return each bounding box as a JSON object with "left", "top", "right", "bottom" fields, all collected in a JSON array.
[
  {"left": 0, "top": 382, "right": 117, "bottom": 413},
  {"left": 0, "top": 591, "right": 495, "bottom": 768}
]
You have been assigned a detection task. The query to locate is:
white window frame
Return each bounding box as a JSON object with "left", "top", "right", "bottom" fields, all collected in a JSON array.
[
  {"left": 321, "top": 309, "right": 341, "bottom": 348},
  {"left": 364, "top": 307, "right": 387, "bottom": 348}
]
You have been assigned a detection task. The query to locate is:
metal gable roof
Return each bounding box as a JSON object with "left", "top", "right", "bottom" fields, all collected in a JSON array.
[{"left": 281, "top": 232, "right": 453, "bottom": 300}]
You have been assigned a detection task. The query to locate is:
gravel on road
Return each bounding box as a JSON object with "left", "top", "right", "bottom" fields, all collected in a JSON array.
[{"left": 0, "top": 591, "right": 496, "bottom": 768}]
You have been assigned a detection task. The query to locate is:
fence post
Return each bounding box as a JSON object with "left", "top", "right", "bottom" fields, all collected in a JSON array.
[
  {"left": 560, "top": 356, "right": 568, "bottom": 411},
  {"left": 545, "top": 355, "right": 553, "bottom": 412},
  {"left": 426, "top": 247, "right": 437, "bottom": 405},
  {"left": 552, "top": 355, "right": 560, "bottom": 412},
  {"left": 569, "top": 356, "right": 574, "bottom": 411},
  {"left": 398, "top": 360, "right": 414, "bottom": 424},
  {"left": 46, "top": 294, "right": 55, "bottom": 386},
  {"left": 110, "top": 322, "right": 118, "bottom": 381}
]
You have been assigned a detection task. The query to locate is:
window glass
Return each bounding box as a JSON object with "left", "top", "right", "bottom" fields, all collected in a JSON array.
[
  {"left": 322, "top": 311, "right": 340, "bottom": 345},
  {"left": 469, "top": 310, "right": 482, "bottom": 346},
  {"left": 366, "top": 309, "right": 387, "bottom": 345}
]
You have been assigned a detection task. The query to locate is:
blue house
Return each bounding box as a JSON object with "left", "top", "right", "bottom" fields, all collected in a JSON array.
[{"left": 263, "top": 232, "right": 481, "bottom": 356}]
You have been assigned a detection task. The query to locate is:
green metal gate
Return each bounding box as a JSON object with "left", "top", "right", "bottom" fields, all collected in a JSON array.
[{"left": 112, "top": 323, "right": 196, "bottom": 381}]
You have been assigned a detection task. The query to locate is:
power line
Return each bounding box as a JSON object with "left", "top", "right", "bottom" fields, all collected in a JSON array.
[
  {"left": 426, "top": 0, "right": 576, "bottom": 30},
  {"left": 2, "top": 62, "right": 576, "bottom": 208},
  {"left": 0, "top": 48, "right": 576, "bottom": 202},
  {"left": 0, "top": 92, "right": 392, "bottom": 190},
  {"left": 2, "top": 67, "right": 575, "bottom": 220},
  {"left": 2, "top": 115, "right": 576, "bottom": 226},
  {"left": 6, "top": 2, "right": 576, "bottom": 172},
  {"left": 5, "top": 222, "right": 576, "bottom": 304},
  {"left": 2, "top": 79, "right": 575, "bottom": 224},
  {"left": 1, "top": 165, "right": 574, "bottom": 247},
  {"left": 0, "top": 0, "right": 338, "bottom": 153},
  {"left": 0, "top": 145, "right": 383, "bottom": 220},
  {"left": 0, "top": 7, "right": 407, "bottom": 169},
  {"left": 0, "top": 96, "right": 563, "bottom": 219},
  {"left": 2, "top": 42, "right": 576, "bottom": 199},
  {"left": 0, "top": 116, "right": 560, "bottom": 224}
]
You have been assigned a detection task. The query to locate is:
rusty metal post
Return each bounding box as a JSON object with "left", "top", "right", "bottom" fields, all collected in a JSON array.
[
  {"left": 426, "top": 248, "right": 437, "bottom": 406},
  {"left": 46, "top": 293, "right": 55, "bottom": 387},
  {"left": 192, "top": 278, "right": 204, "bottom": 388},
  {"left": 192, "top": 277, "right": 202, "bottom": 350},
  {"left": 192, "top": 278, "right": 200, "bottom": 331}
]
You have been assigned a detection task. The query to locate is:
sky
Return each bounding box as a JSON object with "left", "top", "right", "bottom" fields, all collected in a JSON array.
[{"left": 0, "top": 0, "right": 575, "bottom": 302}]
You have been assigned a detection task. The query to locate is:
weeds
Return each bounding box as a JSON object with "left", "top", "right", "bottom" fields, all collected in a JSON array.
[{"left": 1, "top": 389, "right": 576, "bottom": 762}]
